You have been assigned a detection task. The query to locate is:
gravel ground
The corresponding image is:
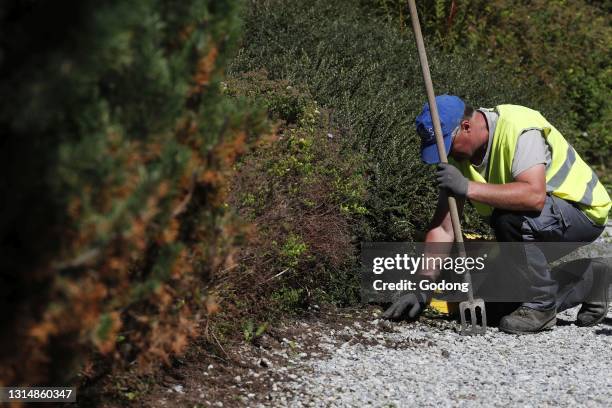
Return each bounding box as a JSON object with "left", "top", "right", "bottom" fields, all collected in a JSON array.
[
  {"left": 268, "top": 306, "right": 612, "bottom": 407},
  {"left": 144, "top": 226, "right": 612, "bottom": 408},
  {"left": 262, "top": 226, "right": 612, "bottom": 407}
]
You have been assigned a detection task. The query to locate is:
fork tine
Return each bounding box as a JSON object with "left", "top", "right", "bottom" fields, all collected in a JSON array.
[{"left": 459, "top": 299, "right": 488, "bottom": 335}]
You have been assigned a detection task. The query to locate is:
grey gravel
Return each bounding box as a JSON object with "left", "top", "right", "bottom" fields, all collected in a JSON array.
[
  {"left": 260, "top": 225, "right": 612, "bottom": 407},
  {"left": 264, "top": 306, "right": 612, "bottom": 407}
]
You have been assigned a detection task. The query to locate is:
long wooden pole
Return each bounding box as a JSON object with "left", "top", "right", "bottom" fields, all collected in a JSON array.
[{"left": 407, "top": 0, "right": 473, "bottom": 300}]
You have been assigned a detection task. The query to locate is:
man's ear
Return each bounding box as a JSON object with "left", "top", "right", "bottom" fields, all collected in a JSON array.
[{"left": 460, "top": 119, "right": 471, "bottom": 132}]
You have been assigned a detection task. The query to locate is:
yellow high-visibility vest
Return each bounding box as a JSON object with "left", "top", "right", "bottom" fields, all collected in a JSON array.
[{"left": 451, "top": 105, "right": 611, "bottom": 225}]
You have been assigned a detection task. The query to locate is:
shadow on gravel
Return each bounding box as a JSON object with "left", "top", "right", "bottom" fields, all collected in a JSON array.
[
  {"left": 555, "top": 318, "right": 574, "bottom": 327},
  {"left": 600, "top": 317, "right": 612, "bottom": 326},
  {"left": 594, "top": 328, "right": 612, "bottom": 336}
]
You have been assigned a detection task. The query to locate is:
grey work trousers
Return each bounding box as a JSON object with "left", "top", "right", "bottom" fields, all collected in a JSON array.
[{"left": 489, "top": 194, "right": 605, "bottom": 311}]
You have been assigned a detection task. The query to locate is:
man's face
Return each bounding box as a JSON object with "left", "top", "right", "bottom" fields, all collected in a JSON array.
[
  {"left": 449, "top": 113, "right": 488, "bottom": 162},
  {"left": 449, "top": 120, "right": 475, "bottom": 161}
]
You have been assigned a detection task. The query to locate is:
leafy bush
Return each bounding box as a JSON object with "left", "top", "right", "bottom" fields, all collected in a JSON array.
[
  {"left": 215, "top": 70, "right": 365, "bottom": 329},
  {"left": 0, "top": 0, "right": 261, "bottom": 386},
  {"left": 365, "top": 0, "right": 611, "bottom": 178},
  {"left": 231, "top": 0, "right": 579, "bottom": 239}
]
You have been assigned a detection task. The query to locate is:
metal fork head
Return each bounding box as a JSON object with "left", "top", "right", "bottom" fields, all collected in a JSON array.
[{"left": 459, "top": 298, "right": 487, "bottom": 335}]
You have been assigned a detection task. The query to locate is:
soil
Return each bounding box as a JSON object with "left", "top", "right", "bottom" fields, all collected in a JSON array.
[{"left": 86, "top": 304, "right": 422, "bottom": 407}]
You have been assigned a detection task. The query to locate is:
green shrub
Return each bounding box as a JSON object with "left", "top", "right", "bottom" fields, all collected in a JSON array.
[
  {"left": 220, "top": 70, "right": 365, "bottom": 321},
  {"left": 271, "top": 287, "right": 307, "bottom": 314},
  {"left": 364, "top": 0, "right": 611, "bottom": 179},
  {"left": 231, "top": 0, "right": 579, "bottom": 239},
  {"left": 0, "top": 0, "right": 261, "bottom": 387}
]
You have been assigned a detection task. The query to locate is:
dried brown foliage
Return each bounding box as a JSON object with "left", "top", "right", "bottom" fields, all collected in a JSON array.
[{"left": 0, "top": 2, "right": 256, "bottom": 389}]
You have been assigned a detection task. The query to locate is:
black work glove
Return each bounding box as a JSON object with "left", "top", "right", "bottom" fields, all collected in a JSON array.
[
  {"left": 382, "top": 292, "right": 430, "bottom": 321},
  {"left": 436, "top": 163, "right": 469, "bottom": 197}
]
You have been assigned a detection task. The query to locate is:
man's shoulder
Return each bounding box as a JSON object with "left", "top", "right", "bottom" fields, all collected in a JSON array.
[{"left": 495, "top": 104, "right": 535, "bottom": 113}]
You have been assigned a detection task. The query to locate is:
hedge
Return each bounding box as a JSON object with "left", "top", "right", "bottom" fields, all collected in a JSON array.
[
  {"left": 0, "top": 0, "right": 260, "bottom": 386},
  {"left": 230, "top": 0, "right": 580, "bottom": 240}
]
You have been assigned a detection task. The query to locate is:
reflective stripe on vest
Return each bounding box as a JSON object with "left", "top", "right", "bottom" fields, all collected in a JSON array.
[
  {"left": 580, "top": 171, "right": 599, "bottom": 206},
  {"left": 546, "top": 144, "right": 575, "bottom": 191}
]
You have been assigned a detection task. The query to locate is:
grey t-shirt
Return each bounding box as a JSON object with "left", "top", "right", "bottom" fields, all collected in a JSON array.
[{"left": 475, "top": 108, "right": 551, "bottom": 181}]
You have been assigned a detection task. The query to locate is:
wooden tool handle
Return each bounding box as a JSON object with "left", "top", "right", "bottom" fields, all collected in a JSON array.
[
  {"left": 407, "top": 0, "right": 464, "bottom": 246},
  {"left": 407, "top": 0, "right": 475, "bottom": 300}
]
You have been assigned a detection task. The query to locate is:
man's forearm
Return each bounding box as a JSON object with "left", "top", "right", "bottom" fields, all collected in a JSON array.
[
  {"left": 467, "top": 180, "right": 545, "bottom": 211},
  {"left": 421, "top": 228, "right": 454, "bottom": 281}
]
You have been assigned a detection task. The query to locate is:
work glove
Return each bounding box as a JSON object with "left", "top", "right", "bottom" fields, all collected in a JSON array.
[
  {"left": 382, "top": 292, "right": 430, "bottom": 321},
  {"left": 436, "top": 163, "right": 469, "bottom": 197}
]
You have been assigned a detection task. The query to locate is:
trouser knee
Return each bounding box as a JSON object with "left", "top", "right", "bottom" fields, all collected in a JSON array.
[{"left": 490, "top": 209, "right": 525, "bottom": 242}]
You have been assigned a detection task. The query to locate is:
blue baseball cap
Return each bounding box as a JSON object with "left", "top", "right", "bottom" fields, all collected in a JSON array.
[{"left": 415, "top": 95, "right": 465, "bottom": 164}]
